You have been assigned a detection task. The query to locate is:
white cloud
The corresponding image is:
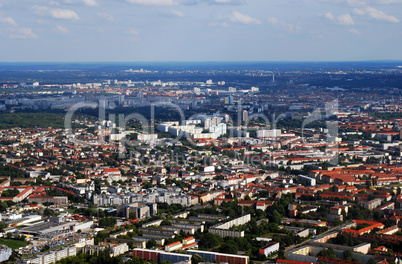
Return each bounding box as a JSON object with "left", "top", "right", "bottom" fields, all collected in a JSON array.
[
  {"left": 54, "top": 25, "right": 69, "bottom": 33},
  {"left": 180, "top": 0, "right": 242, "bottom": 5},
  {"left": 10, "top": 27, "right": 37, "bottom": 39},
  {"left": 354, "top": 6, "right": 399, "bottom": 23},
  {"left": 338, "top": 14, "right": 355, "bottom": 25},
  {"left": 33, "top": 6, "right": 80, "bottom": 20},
  {"left": 325, "top": 12, "right": 335, "bottom": 20},
  {"left": 285, "top": 23, "right": 301, "bottom": 32},
  {"left": 98, "top": 12, "right": 114, "bottom": 21},
  {"left": 348, "top": 28, "right": 361, "bottom": 34},
  {"left": 229, "top": 11, "right": 261, "bottom": 24},
  {"left": 269, "top": 17, "right": 278, "bottom": 24},
  {"left": 81, "top": 0, "right": 98, "bottom": 6},
  {"left": 318, "top": 0, "right": 345, "bottom": 3},
  {"left": 126, "top": 0, "right": 177, "bottom": 6},
  {"left": 126, "top": 29, "right": 139, "bottom": 35},
  {"left": 319, "top": 0, "right": 366, "bottom": 6},
  {"left": 166, "top": 10, "right": 185, "bottom": 17},
  {"left": 375, "top": 0, "right": 402, "bottom": 3},
  {"left": 0, "top": 13, "right": 18, "bottom": 27},
  {"left": 269, "top": 17, "right": 301, "bottom": 33},
  {"left": 49, "top": 1, "right": 61, "bottom": 6},
  {"left": 206, "top": 0, "right": 243, "bottom": 4},
  {"left": 322, "top": 0, "right": 402, "bottom": 5},
  {"left": 64, "top": 0, "right": 98, "bottom": 6},
  {"left": 324, "top": 12, "right": 355, "bottom": 25},
  {"left": 346, "top": 0, "right": 366, "bottom": 6}
]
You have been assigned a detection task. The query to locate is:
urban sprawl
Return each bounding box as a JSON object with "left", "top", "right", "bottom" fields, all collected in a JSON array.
[{"left": 0, "top": 63, "right": 401, "bottom": 264}]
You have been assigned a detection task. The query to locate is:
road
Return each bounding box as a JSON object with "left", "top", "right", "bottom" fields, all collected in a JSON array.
[{"left": 284, "top": 221, "right": 353, "bottom": 253}]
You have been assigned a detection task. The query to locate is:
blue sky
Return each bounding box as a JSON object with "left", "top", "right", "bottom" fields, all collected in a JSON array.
[{"left": 0, "top": 0, "right": 401, "bottom": 62}]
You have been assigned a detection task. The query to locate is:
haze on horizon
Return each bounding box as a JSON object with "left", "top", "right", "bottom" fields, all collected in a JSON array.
[{"left": 0, "top": 0, "right": 401, "bottom": 62}]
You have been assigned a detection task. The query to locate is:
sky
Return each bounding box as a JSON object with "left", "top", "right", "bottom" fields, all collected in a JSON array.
[{"left": 0, "top": 0, "right": 401, "bottom": 62}]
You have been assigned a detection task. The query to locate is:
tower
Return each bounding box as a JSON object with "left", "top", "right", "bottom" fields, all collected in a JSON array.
[{"left": 242, "top": 110, "right": 248, "bottom": 123}]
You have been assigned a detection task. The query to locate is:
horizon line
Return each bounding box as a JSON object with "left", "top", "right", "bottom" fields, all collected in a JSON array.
[{"left": 0, "top": 60, "right": 402, "bottom": 64}]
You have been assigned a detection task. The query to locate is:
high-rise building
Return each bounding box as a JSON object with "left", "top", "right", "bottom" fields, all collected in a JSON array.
[
  {"left": 251, "top": 87, "right": 259, "bottom": 92},
  {"left": 119, "top": 95, "right": 125, "bottom": 105},
  {"left": 242, "top": 110, "right": 248, "bottom": 123},
  {"left": 224, "top": 114, "right": 230, "bottom": 123},
  {"left": 211, "top": 117, "right": 222, "bottom": 127},
  {"left": 204, "top": 119, "right": 211, "bottom": 129},
  {"left": 225, "top": 96, "right": 233, "bottom": 105}
]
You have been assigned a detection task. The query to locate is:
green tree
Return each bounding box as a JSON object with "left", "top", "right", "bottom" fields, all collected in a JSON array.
[
  {"left": 318, "top": 248, "right": 337, "bottom": 259},
  {"left": 98, "top": 217, "right": 117, "bottom": 228},
  {"left": 0, "top": 222, "right": 8, "bottom": 232},
  {"left": 146, "top": 239, "right": 157, "bottom": 248},
  {"left": 191, "top": 254, "right": 203, "bottom": 264},
  {"left": 129, "top": 212, "right": 136, "bottom": 220},
  {"left": 197, "top": 232, "right": 223, "bottom": 249},
  {"left": 343, "top": 250, "right": 353, "bottom": 261},
  {"left": 161, "top": 219, "right": 172, "bottom": 226}
]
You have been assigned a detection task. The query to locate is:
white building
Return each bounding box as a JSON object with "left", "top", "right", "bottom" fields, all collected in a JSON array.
[
  {"left": 259, "top": 242, "right": 280, "bottom": 257},
  {"left": 165, "top": 241, "right": 183, "bottom": 252},
  {"left": 137, "top": 134, "right": 158, "bottom": 142},
  {"left": 110, "top": 243, "right": 129, "bottom": 257},
  {"left": 297, "top": 175, "right": 316, "bottom": 186},
  {"left": 257, "top": 129, "right": 281, "bottom": 138},
  {"left": 158, "top": 122, "right": 226, "bottom": 139},
  {"left": 0, "top": 245, "right": 12, "bottom": 262}
]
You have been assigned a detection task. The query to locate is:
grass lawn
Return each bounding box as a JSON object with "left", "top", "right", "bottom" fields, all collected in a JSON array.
[
  {"left": 0, "top": 238, "right": 28, "bottom": 249},
  {"left": 263, "top": 233, "right": 286, "bottom": 238}
]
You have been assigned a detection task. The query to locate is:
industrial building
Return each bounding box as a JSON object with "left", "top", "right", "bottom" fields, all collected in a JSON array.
[{"left": 19, "top": 220, "right": 93, "bottom": 236}]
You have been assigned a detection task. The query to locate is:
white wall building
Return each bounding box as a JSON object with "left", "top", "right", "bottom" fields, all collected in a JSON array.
[
  {"left": 257, "top": 129, "right": 281, "bottom": 138},
  {"left": 0, "top": 245, "right": 12, "bottom": 262}
]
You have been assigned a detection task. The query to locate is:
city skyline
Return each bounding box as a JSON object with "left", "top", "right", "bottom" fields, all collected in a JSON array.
[{"left": 0, "top": 0, "right": 401, "bottom": 62}]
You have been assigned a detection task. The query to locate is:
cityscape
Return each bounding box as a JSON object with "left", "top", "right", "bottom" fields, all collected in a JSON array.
[
  {"left": 0, "top": 61, "right": 401, "bottom": 264},
  {"left": 1, "top": 1, "right": 402, "bottom": 264}
]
